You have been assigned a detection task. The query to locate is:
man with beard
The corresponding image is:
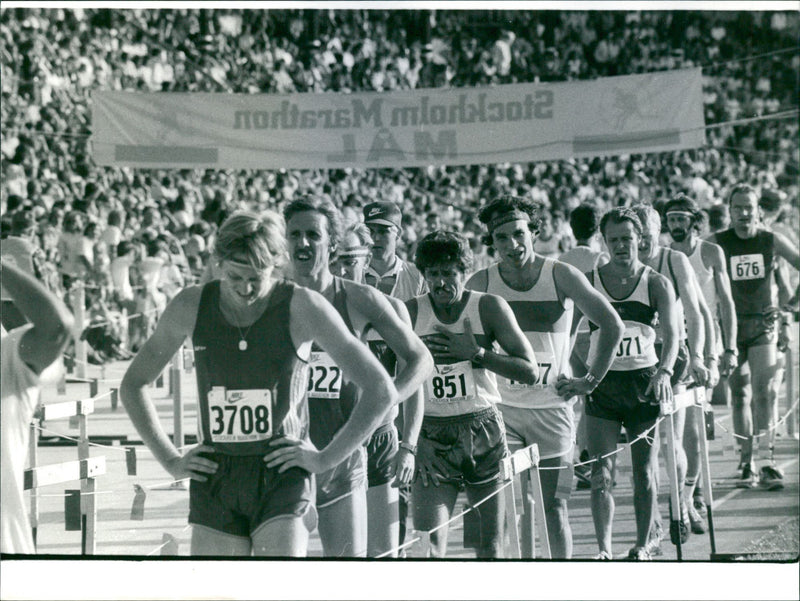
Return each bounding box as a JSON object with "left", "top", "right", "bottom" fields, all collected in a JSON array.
[
  {"left": 467, "top": 196, "right": 623, "bottom": 558},
  {"left": 408, "top": 230, "right": 539, "bottom": 558},
  {"left": 665, "top": 195, "right": 738, "bottom": 531},
  {"left": 121, "top": 211, "right": 400, "bottom": 557},
  {"left": 711, "top": 184, "right": 800, "bottom": 489},
  {"left": 632, "top": 203, "right": 714, "bottom": 549},
  {"left": 284, "top": 197, "right": 432, "bottom": 557}
]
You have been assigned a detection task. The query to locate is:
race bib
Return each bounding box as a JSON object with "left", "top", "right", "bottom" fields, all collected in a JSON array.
[
  {"left": 207, "top": 387, "right": 272, "bottom": 443},
  {"left": 615, "top": 326, "right": 647, "bottom": 359},
  {"left": 730, "top": 253, "right": 765, "bottom": 281},
  {"left": 425, "top": 361, "right": 478, "bottom": 403},
  {"left": 307, "top": 352, "right": 342, "bottom": 400},
  {"left": 503, "top": 351, "right": 554, "bottom": 391}
]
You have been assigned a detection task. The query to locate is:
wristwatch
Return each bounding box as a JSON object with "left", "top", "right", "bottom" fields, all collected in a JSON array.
[
  {"left": 584, "top": 371, "right": 601, "bottom": 390},
  {"left": 471, "top": 347, "right": 486, "bottom": 363},
  {"left": 723, "top": 348, "right": 739, "bottom": 357},
  {"left": 399, "top": 442, "right": 417, "bottom": 455}
]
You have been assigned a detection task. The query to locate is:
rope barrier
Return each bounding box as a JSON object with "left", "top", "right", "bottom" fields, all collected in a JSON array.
[
  {"left": 714, "top": 397, "right": 800, "bottom": 442},
  {"left": 374, "top": 479, "right": 514, "bottom": 559}
]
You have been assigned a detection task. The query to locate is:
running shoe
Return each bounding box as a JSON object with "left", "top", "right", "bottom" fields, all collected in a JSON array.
[
  {"left": 687, "top": 505, "right": 706, "bottom": 534},
  {"left": 644, "top": 521, "right": 664, "bottom": 557},
  {"left": 626, "top": 546, "right": 652, "bottom": 561},
  {"left": 693, "top": 495, "right": 707, "bottom": 516},
  {"left": 736, "top": 463, "right": 758, "bottom": 489},
  {"left": 759, "top": 465, "right": 785, "bottom": 491},
  {"left": 593, "top": 550, "right": 613, "bottom": 560}
]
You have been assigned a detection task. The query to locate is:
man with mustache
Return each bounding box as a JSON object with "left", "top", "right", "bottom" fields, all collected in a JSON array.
[
  {"left": 665, "top": 194, "right": 737, "bottom": 533},
  {"left": 284, "top": 196, "right": 432, "bottom": 557},
  {"left": 467, "top": 196, "right": 623, "bottom": 558},
  {"left": 711, "top": 184, "right": 800, "bottom": 490},
  {"left": 408, "top": 230, "right": 539, "bottom": 558},
  {"left": 121, "top": 211, "right": 399, "bottom": 556}
]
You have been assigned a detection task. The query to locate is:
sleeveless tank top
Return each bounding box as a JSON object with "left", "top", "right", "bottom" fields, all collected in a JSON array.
[
  {"left": 363, "top": 321, "right": 399, "bottom": 427},
  {"left": 485, "top": 260, "right": 574, "bottom": 409},
  {"left": 307, "top": 277, "right": 363, "bottom": 450},
  {"left": 589, "top": 264, "right": 659, "bottom": 371},
  {"left": 686, "top": 242, "right": 717, "bottom": 313},
  {"left": 412, "top": 291, "right": 501, "bottom": 417},
  {"left": 655, "top": 247, "right": 687, "bottom": 342},
  {"left": 193, "top": 280, "right": 308, "bottom": 456},
  {"left": 714, "top": 228, "right": 777, "bottom": 317}
]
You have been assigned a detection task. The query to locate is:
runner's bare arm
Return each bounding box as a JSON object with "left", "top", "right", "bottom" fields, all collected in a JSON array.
[
  {"left": 1, "top": 260, "right": 74, "bottom": 375},
  {"left": 120, "top": 287, "right": 208, "bottom": 476},
  {"left": 477, "top": 293, "right": 539, "bottom": 384},
  {"left": 349, "top": 283, "right": 433, "bottom": 403},
  {"left": 707, "top": 242, "right": 737, "bottom": 351},
  {"left": 286, "top": 287, "right": 398, "bottom": 472},
  {"left": 650, "top": 272, "right": 678, "bottom": 403},
  {"left": 553, "top": 262, "right": 623, "bottom": 381},
  {"left": 773, "top": 231, "right": 800, "bottom": 305},
  {"left": 672, "top": 252, "right": 705, "bottom": 362}
]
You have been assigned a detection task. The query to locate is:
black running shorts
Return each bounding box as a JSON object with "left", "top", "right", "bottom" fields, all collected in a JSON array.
[{"left": 188, "top": 452, "right": 313, "bottom": 538}]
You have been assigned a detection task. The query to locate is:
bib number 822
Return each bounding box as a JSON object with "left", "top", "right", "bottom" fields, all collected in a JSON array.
[
  {"left": 211, "top": 405, "right": 270, "bottom": 435},
  {"left": 308, "top": 365, "right": 341, "bottom": 397}
]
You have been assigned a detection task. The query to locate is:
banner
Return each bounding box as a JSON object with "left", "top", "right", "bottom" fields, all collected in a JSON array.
[{"left": 91, "top": 69, "right": 705, "bottom": 170}]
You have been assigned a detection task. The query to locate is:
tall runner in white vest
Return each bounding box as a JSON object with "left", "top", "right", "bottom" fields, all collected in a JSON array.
[
  {"left": 408, "top": 231, "right": 538, "bottom": 558},
  {"left": 468, "top": 196, "right": 623, "bottom": 558}
]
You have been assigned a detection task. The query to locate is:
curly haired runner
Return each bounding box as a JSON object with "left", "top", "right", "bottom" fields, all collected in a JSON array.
[{"left": 407, "top": 230, "right": 539, "bottom": 558}]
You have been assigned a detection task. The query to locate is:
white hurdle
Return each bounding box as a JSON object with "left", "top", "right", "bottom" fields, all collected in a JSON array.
[
  {"left": 659, "top": 384, "right": 704, "bottom": 561},
  {"left": 499, "top": 443, "right": 551, "bottom": 559},
  {"left": 26, "top": 398, "right": 107, "bottom": 554}
]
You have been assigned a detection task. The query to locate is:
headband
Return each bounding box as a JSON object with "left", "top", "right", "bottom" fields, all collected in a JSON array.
[
  {"left": 665, "top": 210, "right": 697, "bottom": 219},
  {"left": 488, "top": 209, "right": 531, "bottom": 232},
  {"left": 337, "top": 246, "right": 371, "bottom": 259}
]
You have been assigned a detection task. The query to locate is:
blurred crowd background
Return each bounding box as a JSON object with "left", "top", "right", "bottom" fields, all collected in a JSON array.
[{"left": 1, "top": 8, "right": 798, "bottom": 363}]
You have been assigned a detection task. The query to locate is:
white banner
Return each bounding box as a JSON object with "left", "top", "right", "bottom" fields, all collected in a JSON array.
[{"left": 91, "top": 69, "right": 705, "bottom": 170}]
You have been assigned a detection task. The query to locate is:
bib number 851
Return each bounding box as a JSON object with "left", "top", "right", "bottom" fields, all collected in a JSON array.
[
  {"left": 211, "top": 405, "right": 270, "bottom": 436},
  {"left": 431, "top": 373, "right": 468, "bottom": 399}
]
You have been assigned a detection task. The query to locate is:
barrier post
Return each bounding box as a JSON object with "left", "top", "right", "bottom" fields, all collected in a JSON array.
[
  {"left": 499, "top": 443, "right": 550, "bottom": 559},
  {"left": 70, "top": 285, "right": 87, "bottom": 380},
  {"left": 28, "top": 421, "right": 39, "bottom": 547},
  {"left": 693, "top": 388, "right": 717, "bottom": 555},
  {"left": 77, "top": 410, "right": 97, "bottom": 554},
  {"left": 786, "top": 346, "right": 797, "bottom": 438},
  {"left": 172, "top": 347, "right": 184, "bottom": 451}
]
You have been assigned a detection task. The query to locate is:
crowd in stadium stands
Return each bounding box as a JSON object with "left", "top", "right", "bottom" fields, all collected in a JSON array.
[{"left": 1, "top": 8, "right": 798, "bottom": 362}]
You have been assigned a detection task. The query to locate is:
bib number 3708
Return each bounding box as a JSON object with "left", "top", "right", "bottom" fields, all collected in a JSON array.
[{"left": 208, "top": 388, "right": 272, "bottom": 443}]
